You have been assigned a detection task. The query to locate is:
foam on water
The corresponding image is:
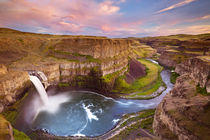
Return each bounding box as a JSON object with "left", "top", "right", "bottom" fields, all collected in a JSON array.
[
  {"left": 73, "top": 133, "right": 86, "bottom": 137},
  {"left": 82, "top": 104, "right": 99, "bottom": 122},
  {"left": 112, "top": 119, "right": 120, "bottom": 125},
  {"left": 41, "top": 93, "right": 70, "bottom": 113}
]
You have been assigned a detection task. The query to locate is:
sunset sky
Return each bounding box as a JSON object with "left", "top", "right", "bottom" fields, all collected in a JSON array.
[{"left": 0, "top": 0, "right": 210, "bottom": 37}]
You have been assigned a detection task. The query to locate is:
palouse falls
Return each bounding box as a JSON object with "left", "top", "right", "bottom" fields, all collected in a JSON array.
[{"left": 0, "top": 0, "right": 210, "bottom": 140}]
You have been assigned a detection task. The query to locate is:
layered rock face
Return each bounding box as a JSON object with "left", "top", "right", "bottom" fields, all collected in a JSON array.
[
  {"left": 0, "top": 66, "right": 30, "bottom": 105},
  {"left": 137, "top": 34, "right": 210, "bottom": 68},
  {"left": 158, "top": 50, "right": 198, "bottom": 68},
  {"left": 125, "top": 59, "right": 146, "bottom": 84},
  {"left": 153, "top": 56, "right": 210, "bottom": 140},
  {"left": 1, "top": 37, "right": 131, "bottom": 94},
  {"left": 53, "top": 38, "right": 130, "bottom": 58},
  {"left": 175, "top": 56, "right": 210, "bottom": 92}
]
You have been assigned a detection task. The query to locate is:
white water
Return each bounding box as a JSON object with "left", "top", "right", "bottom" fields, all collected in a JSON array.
[
  {"left": 112, "top": 119, "right": 120, "bottom": 124},
  {"left": 82, "top": 104, "right": 99, "bottom": 122},
  {"left": 29, "top": 76, "right": 49, "bottom": 105},
  {"left": 29, "top": 75, "right": 70, "bottom": 115}
]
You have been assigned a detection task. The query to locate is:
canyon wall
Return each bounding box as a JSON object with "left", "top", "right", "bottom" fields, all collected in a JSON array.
[
  {"left": 153, "top": 56, "right": 210, "bottom": 140},
  {"left": 0, "top": 35, "right": 132, "bottom": 106},
  {"left": 52, "top": 38, "right": 130, "bottom": 58},
  {"left": 137, "top": 35, "right": 210, "bottom": 68},
  {"left": 0, "top": 65, "right": 31, "bottom": 106},
  {"left": 158, "top": 51, "right": 197, "bottom": 68},
  {"left": 175, "top": 56, "right": 210, "bottom": 92}
]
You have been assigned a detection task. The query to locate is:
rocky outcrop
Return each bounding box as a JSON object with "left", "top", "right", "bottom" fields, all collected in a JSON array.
[
  {"left": 158, "top": 50, "right": 197, "bottom": 68},
  {"left": 60, "top": 62, "right": 100, "bottom": 82},
  {"left": 52, "top": 38, "right": 130, "bottom": 58},
  {"left": 158, "top": 51, "right": 180, "bottom": 68},
  {"left": 175, "top": 56, "right": 210, "bottom": 92},
  {"left": 125, "top": 59, "right": 146, "bottom": 84},
  {"left": 0, "top": 64, "right": 7, "bottom": 75},
  {"left": 0, "top": 115, "right": 14, "bottom": 140},
  {"left": 153, "top": 74, "right": 210, "bottom": 140},
  {"left": 0, "top": 68, "right": 30, "bottom": 105},
  {"left": 154, "top": 56, "right": 210, "bottom": 140}
]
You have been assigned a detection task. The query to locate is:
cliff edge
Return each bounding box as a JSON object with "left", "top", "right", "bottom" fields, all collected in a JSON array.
[{"left": 153, "top": 56, "right": 210, "bottom": 140}]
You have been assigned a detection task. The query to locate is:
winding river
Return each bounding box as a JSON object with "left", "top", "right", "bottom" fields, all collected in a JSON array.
[{"left": 15, "top": 60, "right": 173, "bottom": 137}]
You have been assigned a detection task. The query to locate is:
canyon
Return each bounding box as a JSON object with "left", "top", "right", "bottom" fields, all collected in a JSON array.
[{"left": 0, "top": 28, "right": 209, "bottom": 140}]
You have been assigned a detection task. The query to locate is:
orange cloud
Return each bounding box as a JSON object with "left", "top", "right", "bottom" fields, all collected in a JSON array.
[{"left": 146, "top": 25, "right": 210, "bottom": 36}]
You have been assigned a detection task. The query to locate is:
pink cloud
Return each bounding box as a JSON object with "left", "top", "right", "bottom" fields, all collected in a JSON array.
[{"left": 0, "top": 0, "right": 136, "bottom": 35}]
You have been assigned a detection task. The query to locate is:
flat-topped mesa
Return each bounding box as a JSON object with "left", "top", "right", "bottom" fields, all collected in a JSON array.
[{"left": 52, "top": 38, "right": 131, "bottom": 58}]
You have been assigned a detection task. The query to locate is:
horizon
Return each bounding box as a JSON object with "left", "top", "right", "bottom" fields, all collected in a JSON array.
[{"left": 0, "top": 0, "right": 210, "bottom": 37}]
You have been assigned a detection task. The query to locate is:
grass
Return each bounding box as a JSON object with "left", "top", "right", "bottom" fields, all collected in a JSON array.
[
  {"left": 132, "top": 45, "right": 155, "bottom": 58},
  {"left": 2, "top": 92, "right": 28, "bottom": 124},
  {"left": 0, "top": 114, "right": 30, "bottom": 140},
  {"left": 120, "top": 109, "right": 155, "bottom": 128},
  {"left": 170, "top": 72, "right": 180, "bottom": 84},
  {"left": 196, "top": 84, "right": 209, "bottom": 96},
  {"left": 102, "top": 67, "right": 127, "bottom": 83},
  {"left": 113, "top": 59, "right": 163, "bottom": 97},
  {"left": 58, "top": 82, "right": 70, "bottom": 87},
  {"left": 140, "top": 117, "right": 154, "bottom": 133},
  {"left": 13, "top": 128, "right": 31, "bottom": 140},
  {"left": 109, "top": 109, "right": 155, "bottom": 140}
]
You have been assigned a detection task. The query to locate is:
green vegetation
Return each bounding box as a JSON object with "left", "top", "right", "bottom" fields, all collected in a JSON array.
[
  {"left": 51, "top": 50, "right": 101, "bottom": 63},
  {"left": 196, "top": 84, "right": 209, "bottom": 96},
  {"left": 172, "top": 54, "right": 188, "bottom": 63},
  {"left": 13, "top": 128, "right": 31, "bottom": 140},
  {"left": 140, "top": 117, "right": 154, "bottom": 133},
  {"left": 132, "top": 44, "right": 156, "bottom": 58},
  {"left": 58, "top": 82, "right": 70, "bottom": 87},
  {"left": 102, "top": 67, "right": 127, "bottom": 83},
  {"left": 110, "top": 109, "right": 155, "bottom": 140},
  {"left": 113, "top": 59, "right": 163, "bottom": 98},
  {"left": 2, "top": 92, "right": 28, "bottom": 124},
  {"left": 0, "top": 115, "right": 12, "bottom": 140},
  {"left": 72, "top": 53, "right": 101, "bottom": 63},
  {"left": 0, "top": 107, "right": 30, "bottom": 140},
  {"left": 170, "top": 72, "right": 180, "bottom": 84}
]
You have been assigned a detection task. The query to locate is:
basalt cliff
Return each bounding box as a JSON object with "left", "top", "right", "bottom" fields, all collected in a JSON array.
[
  {"left": 153, "top": 56, "right": 210, "bottom": 140},
  {"left": 137, "top": 34, "right": 210, "bottom": 68},
  {"left": 0, "top": 28, "right": 146, "bottom": 107},
  {"left": 0, "top": 28, "right": 210, "bottom": 140}
]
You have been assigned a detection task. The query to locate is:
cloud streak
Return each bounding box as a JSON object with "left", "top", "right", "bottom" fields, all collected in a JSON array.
[{"left": 156, "top": 0, "right": 197, "bottom": 14}]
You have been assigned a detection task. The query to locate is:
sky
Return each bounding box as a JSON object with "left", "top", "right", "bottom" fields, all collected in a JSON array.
[{"left": 0, "top": 0, "right": 210, "bottom": 37}]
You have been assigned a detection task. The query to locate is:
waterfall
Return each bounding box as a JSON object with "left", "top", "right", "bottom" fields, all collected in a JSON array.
[
  {"left": 29, "top": 75, "right": 49, "bottom": 105},
  {"left": 37, "top": 71, "right": 49, "bottom": 89}
]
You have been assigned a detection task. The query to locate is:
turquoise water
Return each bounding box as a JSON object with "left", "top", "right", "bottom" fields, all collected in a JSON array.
[{"left": 26, "top": 69, "right": 173, "bottom": 137}]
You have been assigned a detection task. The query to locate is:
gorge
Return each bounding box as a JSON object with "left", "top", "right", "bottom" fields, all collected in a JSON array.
[{"left": 0, "top": 28, "right": 209, "bottom": 140}]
